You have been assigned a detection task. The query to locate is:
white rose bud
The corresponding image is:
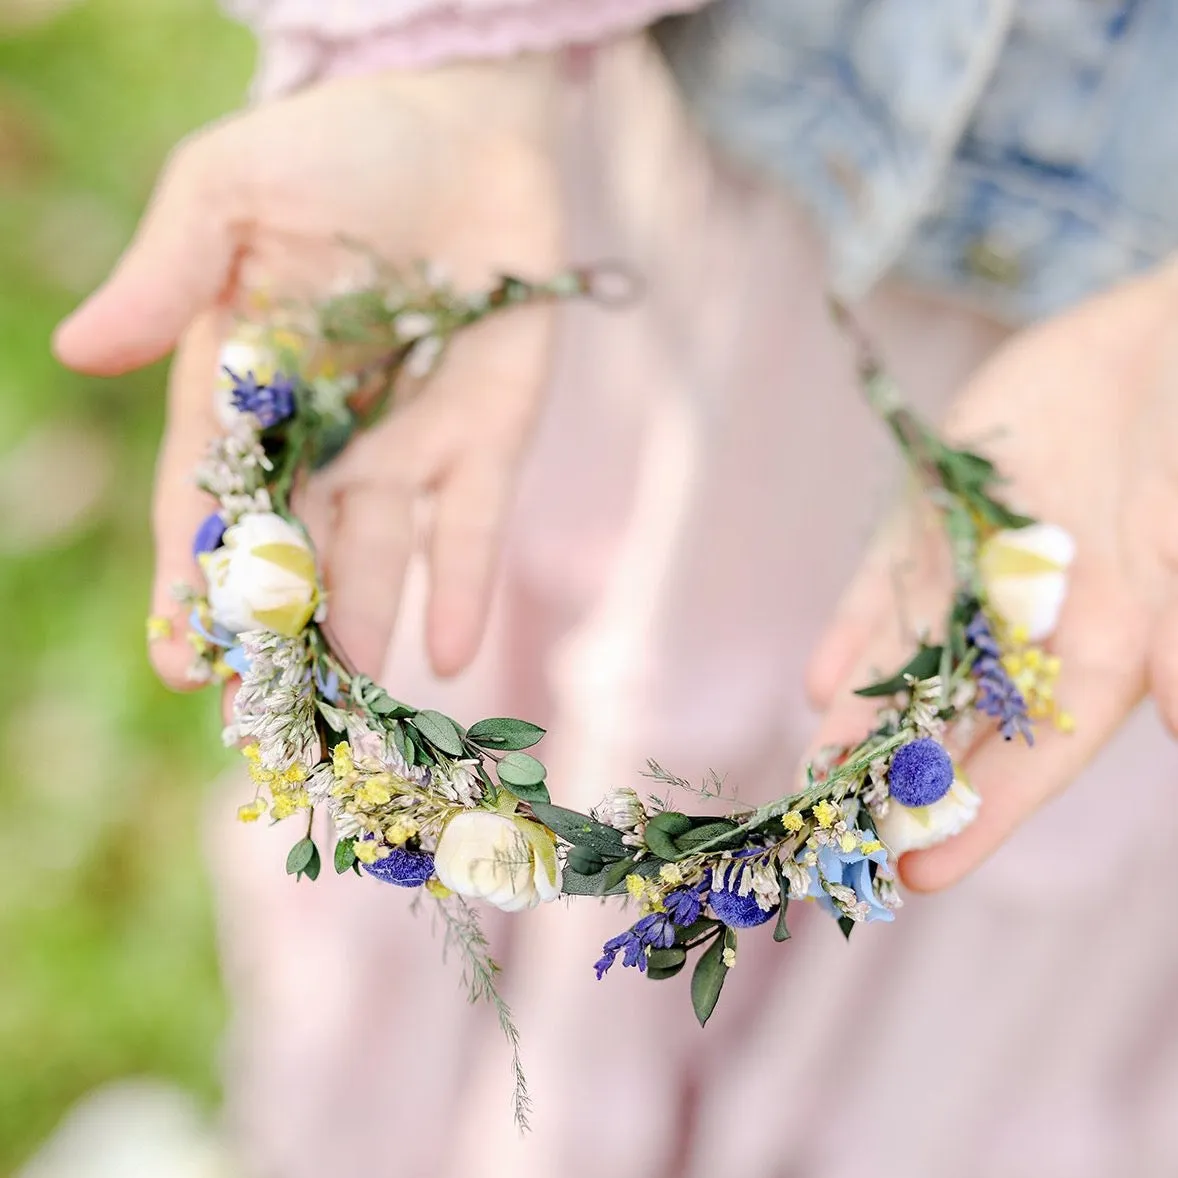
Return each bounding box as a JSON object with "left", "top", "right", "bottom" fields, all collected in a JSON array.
[
  {"left": 203, "top": 512, "right": 319, "bottom": 637},
  {"left": 433, "top": 811, "right": 562, "bottom": 913},
  {"left": 876, "top": 775, "right": 981, "bottom": 856},
  {"left": 978, "top": 522, "right": 1075, "bottom": 641},
  {"left": 591, "top": 786, "right": 645, "bottom": 830}
]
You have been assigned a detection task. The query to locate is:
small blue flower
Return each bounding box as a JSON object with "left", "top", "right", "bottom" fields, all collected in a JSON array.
[
  {"left": 192, "top": 512, "right": 226, "bottom": 558},
  {"left": 888, "top": 738, "right": 954, "bottom": 806},
  {"left": 966, "top": 612, "right": 1033, "bottom": 744},
  {"left": 223, "top": 645, "right": 251, "bottom": 677},
  {"left": 664, "top": 887, "right": 703, "bottom": 927},
  {"left": 804, "top": 837, "right": 894, "bottom": 924},
  {"left": 708, "top": 882, "right": 777, "bottom": 928},
  {"left": 227, "top": 368, "right": 296, "bottom": 429},
  {"left": 594, "top": 912, "right": 675, "bottom": 979},
  {"left": 314, "top": 663, "right": 341, "bottom": 703},
  {"left": 188, "top": 608, "right": 236, "bottom": 649},
  {"left": 362, "top": 846, "right": 435, "bottom": 888}
]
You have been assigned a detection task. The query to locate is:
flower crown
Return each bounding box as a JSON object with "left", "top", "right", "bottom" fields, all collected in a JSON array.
[{"left": 152, "top": 262, "right": 1074, "bottom": 1129}]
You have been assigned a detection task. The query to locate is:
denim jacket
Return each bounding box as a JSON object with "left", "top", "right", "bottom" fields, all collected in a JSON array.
[{"left": 658, "top": 0, "right": 1178, "bottom": 322}]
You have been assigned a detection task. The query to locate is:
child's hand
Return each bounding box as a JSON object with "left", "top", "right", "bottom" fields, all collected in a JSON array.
[
  {"left": 54, "top": 60, "right": 563, "bottom": 682},
  {"left": 805, "top": 260, "right": 1178, "bottom": 891}
]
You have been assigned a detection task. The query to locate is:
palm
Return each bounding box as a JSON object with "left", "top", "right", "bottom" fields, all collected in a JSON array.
[
  {"left": 55, "top": 63, "right": 564, "bottom": 683},
  {"left": 807, "top": 264, "right": 1178, "bottom": 890}
]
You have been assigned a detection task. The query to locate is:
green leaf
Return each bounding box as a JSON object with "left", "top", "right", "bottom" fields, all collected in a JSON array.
[
  {"left": 600, "top": 856, "right": 638, "bottom": 894},
  {"left": 301, "top": 843, "right": 322, "bottom": 882},
  {"left": 410, "top": 710, "right": 465, "bottom": 757},
  {"left": 973, "top": 494, "right": 1036, "bottom": 531},
  {"left": 673, "top": 820, "right": 741, "bottom": 854},
  {"left": 773, "top": 897, "right": 791, "bottom": 942},
  {"left": 466, "top": 717, "right": 546, "bottom": 750},
  {"left": 286, "top": 838, "right": 315, "bottom": 876},
  {"left": 334, "top": 837, "right": 357, "bottom": 874},
  {"left": 496, "top": 751, "right": 546, "bottom": 787},
  {"left": 838, "top": 916, "right": 855, "bottom": 941},
  {"left": 644, "top": 811, "right": 693, "bottom": 861},
  {"left": 646, "top": 947, "right": 687, "bottom": 980},
  {"left": 388, "top": 721, "right": 411, "bottom": 765},
  {"left": 496, "top": 752, "right": 551, "bottom": 804},
  {"left": 690, "top": 931, "right": 730, "bottom": 1027},
  {"left": 530, "top": 804, "right": 628, "bottom": 860},
  {"left": 368, "top": 690, "right": 416, "bottom": 719},
  {"left": 315, "top": 700, "right": 349, "bottom": 732},
  {"left": 559, "top": 867, "right": 611, "bottom": 896},
  {"left": 674, "top": 917, "right": 720, "bottom": 945},
  {"left": 854, "top": 644, "right": 944, "bottom": 698},
  {"left": 566, "top": 845, "right": 605, "bottom": 876}
]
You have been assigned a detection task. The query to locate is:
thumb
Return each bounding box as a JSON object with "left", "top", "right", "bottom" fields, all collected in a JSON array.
[{"left": 53, "top": 128, "right": 244, "bottom": 376}]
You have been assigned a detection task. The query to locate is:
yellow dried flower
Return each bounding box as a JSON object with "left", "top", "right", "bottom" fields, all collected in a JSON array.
[
  {"left": 354, "top": 838, "right": 391, "bottom": 864},
  {"left": 782, "top": 810, "right": 805, "bottom": 833},
  {"left": 385, "top": 817, "right": 418, "bottom": 846},
  {"left": 659, "top": 863, "right": 684, "bottom": 886},
  {"left": 146, "top": 615, "right": 173, "bottom": 642},
  {"left": 237, "top": 798, "right": 268, "bottom": 823},
  {"left": 813, "top": 800, "right": 841, "bottom": 829}
]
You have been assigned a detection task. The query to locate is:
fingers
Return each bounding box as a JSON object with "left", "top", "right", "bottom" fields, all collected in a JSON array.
[
  {"left": 900, "top": 658, "right": 1142, "bottom": 892},
  {"left": 54, "top": 129, "right": 243, "bottom": 376},
  {"left": 426, "top": 457, "right": 513, "bottom": 677},
  {"left": 148, "top": 310, "right": 225, "bottom": 688},
  {"left": 318, "top": 480, "right": 417, "bottom": 680},
  {"left": 804, "top": 509, "right": 918, "bottom": 710},
  {"left": 419, "top": 307, "right": 551, "bottom": 678}
]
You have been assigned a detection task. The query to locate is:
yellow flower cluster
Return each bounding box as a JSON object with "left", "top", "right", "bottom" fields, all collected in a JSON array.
[
  {"left": 1001, "top": 626, "right": 1075, "bottom": 733},
  {"left": 625, "top": 872, "right": 665, "bottom": 914},
  {"left": 813, "top": 800, "right": 841, "bottom": 829},
  {"left": 238, "top": 743, "right": 310, "bottom": 822}
]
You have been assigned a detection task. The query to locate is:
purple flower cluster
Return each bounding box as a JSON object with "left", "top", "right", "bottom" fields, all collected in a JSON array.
[
  {"left": 966, "top": 612, "right": 1033, "bottom": 744},
  {"left": 227, "top": 368, "right": 296, "bottom": 429},
  {"left": 362, "top": 846, "right": 435, "bottom": 888},
  {"left": 595, "top": 878, "right": 709, "bottom": 979}
]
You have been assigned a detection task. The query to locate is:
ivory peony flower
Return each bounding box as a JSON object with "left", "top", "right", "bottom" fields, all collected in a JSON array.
[
  {"left": 978, "top": 522, "right": 1075, "bottom": 641},
  {"left": 876, "top": 776, "right": 981, "bottom": 856},
  {"left": 203, "top": 512, "right": 319, "bottom": 637},
  {"left": 433, "top": 811, "right": 561, "bottom": 912}
]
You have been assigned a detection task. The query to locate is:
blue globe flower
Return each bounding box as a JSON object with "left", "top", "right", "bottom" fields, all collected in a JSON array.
[
  {"left": 708, "top": 882, "right": 777, "bottom": 929},
  {"left": 362, "top": 846, "right": 435, "bottom": 888},
  {"left": 887, "top": 738, "right": 954, "bottom": 807}
]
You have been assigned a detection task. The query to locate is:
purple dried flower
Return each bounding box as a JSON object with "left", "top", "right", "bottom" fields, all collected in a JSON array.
[
  {"left": 708, "top": 883, "right": 777, "bottom": 929},
  {"left": 888, "top": 738, "right": 954, "bottom": 807},
  {"left": 594, "top": 912, "right": 675, "bottom": 979},
  {"left": 227, "top": 368, "right": 296, "bottom": 429},
  {"left": 664, "top": 887, "right": 703, "bottom": 927},
  {"left": 966, "top": 612, "right": 1033, "bottom": 745},
  {"left": 362, "top": 846, "right": 435, "bottom": 888}
]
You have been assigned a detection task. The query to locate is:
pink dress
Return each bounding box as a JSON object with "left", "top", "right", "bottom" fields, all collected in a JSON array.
[{"left": 209, "top": 9, "right": 1178, "bottom": 1177}]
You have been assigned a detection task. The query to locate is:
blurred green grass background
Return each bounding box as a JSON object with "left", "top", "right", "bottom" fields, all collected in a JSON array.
[{"left": 0, "top": 0, "right": 252, "bottom": 1168}]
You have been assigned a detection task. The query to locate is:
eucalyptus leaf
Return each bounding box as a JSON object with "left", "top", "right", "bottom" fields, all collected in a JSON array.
[
  {"left": 773, "top": 897, "right": 791, "bottom": 943},
  {"left": 410, "top": 710, "right": 465, "bottom": 757},
  {"left": 674, "top": 917, "right": 720, "bottom": 945},
  {"left": 566, "top": 845, "right": 605, "bottom": 876},
  {"left": 645, "top": 811, "right": 693, "bottom": 861},
  {"left": 838, "top": 916, "right": 856, "bottom": 941},
  {"left": 334, "top": 837, "right": 357, "bottom": 874},
  {"left": 388, "top": 721, "right": 411, "bottom": 764},
  {"left": 560, "top": 867, "right": 612, "bottom": 896},
  {"left": 301, "top": 843, "right": 322, "bottom": 882},
  {"left": 646, "top": 947, "right": 687, "bottom": 980},
  {"left": 600, "top": 857, "right": 638, "bottom": 894},
  {"left": 286, "top": 838, "right": 315, "bottom": 876},
  {"left": 368, "top": 690, "right": 416, "bottom": 719},
  {"left": 496, "top": 752, "right": 547, "bottom": 789},
  {"left": 315, "top": 701, "right": 349, "bottom": 732},
  {"left": 466, "top": 717, "right": 546, "bottom": 751},
  {"left": 673, "top": 820, "right": 741, "bottom": 854},
  {"left": 530, "top": 804, "right": 628, "bottom": 860},
  {"left": 690, "top": 932, "right": 729, "bottom": 1027},
  {"left": 854, "top": 644, "right": 943, "bottom": 698}
]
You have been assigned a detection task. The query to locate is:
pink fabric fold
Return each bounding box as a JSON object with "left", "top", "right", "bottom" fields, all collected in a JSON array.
[{"left": 223, "top": 0, "right": 711, "bottom": 97}]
